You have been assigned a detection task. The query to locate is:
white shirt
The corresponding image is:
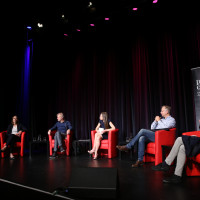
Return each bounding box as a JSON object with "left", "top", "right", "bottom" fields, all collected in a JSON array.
[
  {"left": 12, "top": 126, "right": 18, "bottom": 135},
  {"left": 151, "top": 116, "right": 176, "bottom": 129}
]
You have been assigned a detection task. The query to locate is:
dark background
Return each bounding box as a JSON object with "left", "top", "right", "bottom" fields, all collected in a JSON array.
[{"left": 1, "top": 0, "right": 200, "bottom": 142}]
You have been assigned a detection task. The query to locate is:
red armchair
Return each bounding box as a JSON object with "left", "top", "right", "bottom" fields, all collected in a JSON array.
[
  {"left": 91, "top": 129, "right": 119, "bottom": 158},
  {"left": 182, "top": 131, "right": 200, "bottom": 176},
  {"left": 48, "top": 130, "right": 73, "bottom": 156},
  {"left": 143, "top": 128, "right": 176, "bottom": 165},
  {"left": 0, "top": 131, "right": 26, "bottom": 158}
]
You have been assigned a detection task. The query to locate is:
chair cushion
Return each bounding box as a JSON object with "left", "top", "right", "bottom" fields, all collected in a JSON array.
[
  {"left": 15, "top": 142, "right": 22, "bottom": 147},
  {"left": 145, "top": 142, "right": 155, "bottom": 154},
  {"left": 191, "top": 153, "right": 200, "bottom": 163},
  {"left": 101, "top": 139, "right": 108, "bottom": 144},
  {"left": 100, "top": 139, "right": 108, "bottom": 149}
]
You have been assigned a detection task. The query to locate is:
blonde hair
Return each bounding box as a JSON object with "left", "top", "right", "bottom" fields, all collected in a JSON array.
[{"left": 57, "top": 112, "right": 64, "bottom": 119}]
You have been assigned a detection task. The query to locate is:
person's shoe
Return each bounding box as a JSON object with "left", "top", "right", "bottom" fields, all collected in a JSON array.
[
  {"left": 1, "top": 146, "right": 7, "bottom": 152},
  {"left": 131, "top": 160, "right": 144, "bottom": 168},
  {"left": 163, "top": 174, "right": 182, "bottom": 184},
  {"left": 88, "top": 150, "right": 94, "bottom": 155},
  {"left": 60, "top": 149, "right": 65, "bottom": 154},
  {"left": 93, "top": 154, "right": 98, "bottom": 160},
  {"left": 152, "top": 162, "right": 170, "bottom": 171},
  {"left": 60, "top": 146, "right": 65, "bottom": 153},
  {"left": 49, "top": 152, "right": 58, "bottom": 159},
  {"left": 116, "top": 145, "right": 129, "bottom": 151}
]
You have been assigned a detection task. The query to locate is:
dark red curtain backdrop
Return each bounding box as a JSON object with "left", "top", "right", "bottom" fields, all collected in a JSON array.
[{"left": 1, "top": 18, "right": 200, "bottom": 141}]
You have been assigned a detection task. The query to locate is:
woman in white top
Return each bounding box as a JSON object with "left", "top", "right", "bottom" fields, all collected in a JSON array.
[{"left": 1, "top": 116, "right": 26, "bottom": 159}]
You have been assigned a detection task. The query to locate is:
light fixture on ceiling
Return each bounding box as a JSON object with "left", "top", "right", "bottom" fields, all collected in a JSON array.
[{"left": 37, "top": 23, "right": 43, "bottom": 28}]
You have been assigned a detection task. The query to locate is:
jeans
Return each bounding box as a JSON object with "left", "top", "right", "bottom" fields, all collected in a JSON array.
[
  {"left": 126, "top": 129, "right": 155, "bottom": 161},
  {"left": 54, "top": 131, "right": 66, "bottom": 152}
]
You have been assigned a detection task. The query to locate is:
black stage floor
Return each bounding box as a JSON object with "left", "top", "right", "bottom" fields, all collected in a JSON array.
[{"left": 1, "top": 152, "right": 200, "bottom": 200}]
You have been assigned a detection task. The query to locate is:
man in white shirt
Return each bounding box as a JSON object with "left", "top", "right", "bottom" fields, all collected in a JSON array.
[{"left": 117, "top": 105, "right": 176, "bottom": 167}]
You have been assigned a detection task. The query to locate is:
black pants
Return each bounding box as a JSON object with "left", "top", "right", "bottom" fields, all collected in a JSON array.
[{"left": 6, "top": 134, "right": 21, "bottom": 153}]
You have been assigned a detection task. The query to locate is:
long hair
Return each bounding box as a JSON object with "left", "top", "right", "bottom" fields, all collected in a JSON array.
[
  {"left": 11, "top": 116, "right": 19, "bottom": 125},
  {"left": 101, "top": 112, "right": 109, "bottom": 129}
]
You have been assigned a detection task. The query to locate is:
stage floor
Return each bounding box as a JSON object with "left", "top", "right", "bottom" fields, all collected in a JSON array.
[{"left": 1, "top": 152, "right": 200, "bottom": 200}]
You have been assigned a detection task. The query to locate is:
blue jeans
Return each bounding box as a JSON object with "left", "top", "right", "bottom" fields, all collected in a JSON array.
[{"left": 126, "top": 129, "right": 155, "bottom": 161}]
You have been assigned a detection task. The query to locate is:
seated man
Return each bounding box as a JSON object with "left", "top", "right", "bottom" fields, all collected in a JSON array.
[
  {"left": 117, "top": 105, "right": 176, "bottom": 167},
  {"left": 48, "top": 112, "right": 72, "bottom": 158},
  {"left": 152, "top": 121, "right": 200, "bottom": 183}
]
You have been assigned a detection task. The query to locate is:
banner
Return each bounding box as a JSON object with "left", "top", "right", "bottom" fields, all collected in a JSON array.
[{"left": 191, "top": 67, "right": 200, "bottom": 130}]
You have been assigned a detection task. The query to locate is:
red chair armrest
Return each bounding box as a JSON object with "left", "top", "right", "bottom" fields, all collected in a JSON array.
[
  {"left": 91, "top": 130, "right": 97, "bottom": 146},
  {"left": 108, "top": 129, "right": 119, "bottom": 146},
  {"left": 48, "top": 130, "right": 56, "bottom": 141},
  {"left": 21, "top": 131, "right": 26, "bottom": 142},
  {"left": 182, "top": 131, "right": 200, "bottom": 137},
  {"left": 155, "top": 128, "right": 176, "bottom": 147},
  {"left": 0, "top": 131, "right": 7, "bottom": 146},
  {"left": 154, "top": 128, "right": 176, "bottom": 165},
  {"left": 108, "top": 129, "right": 119, "bottom": 141},
  {"left": 108, "top": 129, "right": 119, "bottom": 158},
  {"left": 65, "top": 131, "right": 73, "bottom": 143}
]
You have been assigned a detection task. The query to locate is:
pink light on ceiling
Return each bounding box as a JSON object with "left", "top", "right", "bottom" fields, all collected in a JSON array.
[
  {"left": 132, "top": 8, "right": 138, "bottom": 11},
  {"left": 105, "top": 17, "right": 110, "bottom": 21},
  {"left": 64, "top": 34, "right": 68, "bottom": 36},
  {"left": 76, "top": 29, "right": 81, "bottom": 32},
  {"left": 90, "top": 24, "right": 95, "bottom": 26},
  {"left": 153, "top": 0, "right": 158, "bottom": 3}
]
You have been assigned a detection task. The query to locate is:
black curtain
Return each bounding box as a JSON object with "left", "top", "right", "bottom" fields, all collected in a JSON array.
[{"left": 1, "top": 11, "right": 200, "bottom": 142}]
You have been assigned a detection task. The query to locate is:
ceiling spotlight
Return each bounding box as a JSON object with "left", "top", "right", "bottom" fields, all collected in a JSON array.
[
  {"left": 153, "top": 0, "right": 158, "bottom": 3},
  {"left": 27, "top": 26, "right": 32, "bottom": 30},
  {"left": 88, "top": 2, "right": 92, "bottom": 7},
  {"left": 62, "top": 14, "right": 65, "bottom": 18},
  {"left": 90, "top": 24, "right": 95, "bottom": 27},
  {"left": 76, "top": 29, "right": 81, "bottom": 32},
  {"left": 105, "top": 17, "right": 110, "bottom": 21},
  {"left": 64, "top": 34, "right": 68, "bottom": 37},
  {"left": 132, "top": 8, "right": 138, "bottom": 11},
  {"left": 37, "top": 23, "right": 43, "bottom": 28}
]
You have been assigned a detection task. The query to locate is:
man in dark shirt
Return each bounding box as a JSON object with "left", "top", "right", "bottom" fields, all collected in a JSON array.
[{"left": 48, "top": 112, "right": 72, "bottom": 158}]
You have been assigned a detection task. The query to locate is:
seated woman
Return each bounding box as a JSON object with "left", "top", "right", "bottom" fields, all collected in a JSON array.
[
  {"left": 88, "top": 112, "right": 115, "bottom": 159},
  {"left": 1, "top": 116, "right": 27, "bottom": 159}
]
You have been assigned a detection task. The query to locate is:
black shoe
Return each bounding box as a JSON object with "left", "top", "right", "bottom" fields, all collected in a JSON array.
[
  {"left": 49, "top": 152, "right": 58, "bottom": 159},
  {"left": 152, "top": 162, "right": 170, "bottom": 171},
  {"left": 163, "top": 175, "right": 182, "bottom": 184}
]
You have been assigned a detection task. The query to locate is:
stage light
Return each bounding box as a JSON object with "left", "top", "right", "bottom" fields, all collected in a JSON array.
[
  {"left": 105, "top": 17, "right": 110, "bottom": 21},
  {"left": 37, "top": 23, "right": 43, "bottom": 28},
  {"left": 90, "top": 24, "right": 95, "bottom": 27},
  {"left": 27, "top": 26, "right": 32, "bottom": 30},
  {"left": 76, "top": 29, "right": 81, "bottom": 32},
  {"left": 132, "top": 8, "right": 138, "bottom": 11},
  {"left": 88, "top": 2, "right": 93, "bottom": 7},
  {"left": 153, "top": 0, "right": 158, "bottom": 3},
  {"left": 62, "top": 14, "right": 65, "bottom": 18},
  {"left": 64, "top": 34, "right": 68, "bottom": 36}
]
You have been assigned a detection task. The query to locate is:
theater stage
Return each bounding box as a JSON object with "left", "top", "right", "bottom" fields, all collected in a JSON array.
[{"left": 0, "top": 153, "right": 200, "bottom": 200}]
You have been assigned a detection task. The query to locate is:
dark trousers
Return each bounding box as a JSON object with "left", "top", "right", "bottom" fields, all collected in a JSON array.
[{"left": 6, "top": 134, "right": 21, "bottom": 153}]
